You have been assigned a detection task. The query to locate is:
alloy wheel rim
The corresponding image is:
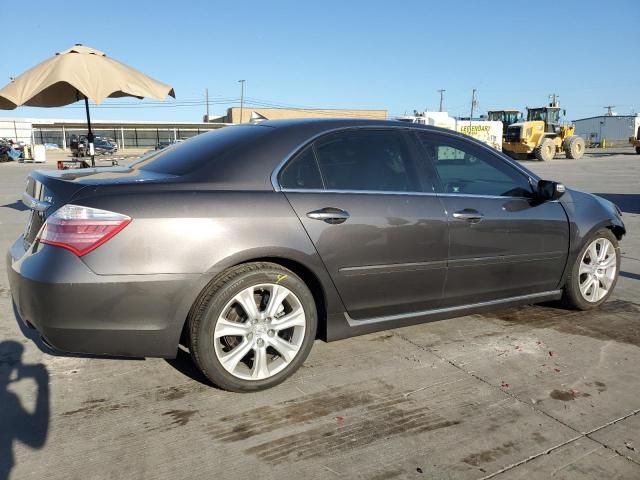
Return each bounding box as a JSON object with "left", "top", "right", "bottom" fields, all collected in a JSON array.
[
  {"left": 578, "top": 238, "right": 616, "bottom": 302},
  {"left": 213, "top": 283, "right": 306, "bottom": 380}
]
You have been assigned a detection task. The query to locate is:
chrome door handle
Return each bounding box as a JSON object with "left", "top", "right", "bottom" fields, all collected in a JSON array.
[
  {"left": 307, "top": 208, "right": 350, "bottom": 224},
  {"left": 452, "top": 209, "right": 484, "bottom": 222}
]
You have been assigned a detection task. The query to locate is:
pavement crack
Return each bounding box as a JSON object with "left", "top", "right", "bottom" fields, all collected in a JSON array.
[
  {"left": 391, "top": 329, "right": 640, "bottom": 474},
  {"left": 476, "top": 435, "right": 583, "bottom": 480}
]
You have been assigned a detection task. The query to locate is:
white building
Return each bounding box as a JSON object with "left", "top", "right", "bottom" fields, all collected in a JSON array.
[
  {"left": 573, "top": 114, "right": 640, "bottom": 147},
  {"left": 0, "top": 119, "right": 33, "bottom": 144},
  {"left": 0, "top": 117, "right": 229, "bottom": 149}
]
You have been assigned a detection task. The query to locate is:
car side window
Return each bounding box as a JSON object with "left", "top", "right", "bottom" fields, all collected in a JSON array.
[
  {"left": 313, "top": 129, "right": 418, "bottom": 192},
  {"left": 279, "top": 146, "right": 324, "bottom": 190},
  {"left": 415, "top": 132, "right": 533, "bottom": 198}
]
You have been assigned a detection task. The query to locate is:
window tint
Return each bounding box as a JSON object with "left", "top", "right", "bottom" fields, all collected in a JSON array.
[
  {"left": 135, "top": 125, "right": 269, "bottom": 175},
  {"left": 279, "top": 147, "right": 323, "bottom": 189},
  {"left": 313, "top": 130, "right": 416, "bottom": 192},
  {"left": 416, "top": 133, "right": 532, "bottom": 197}
]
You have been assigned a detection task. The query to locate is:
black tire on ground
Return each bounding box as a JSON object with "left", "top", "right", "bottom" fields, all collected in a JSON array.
[
  {"left": 534, "top": 137, "right": 556, "bottom": 161},
  {"left": 562, "top": 228, "right": 620, "bottom": 311},
  {"left": 188, "top": 262, "right": 317, "bottom": 392},
  {"left": 564, "top": 135, "right": 585, "bottom": 159},
  {"left": 635, "top": 146, "right": 640, "bottom": 154}
]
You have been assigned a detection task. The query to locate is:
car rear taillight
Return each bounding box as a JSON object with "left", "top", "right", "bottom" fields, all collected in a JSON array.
[{"left": 39, "top": 204, "right": 131, "bottom": 256}]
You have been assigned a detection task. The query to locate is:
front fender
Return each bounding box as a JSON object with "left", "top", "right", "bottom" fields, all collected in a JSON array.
[{"left": 557, "top": 189, "right": 625, "bottom": 287}]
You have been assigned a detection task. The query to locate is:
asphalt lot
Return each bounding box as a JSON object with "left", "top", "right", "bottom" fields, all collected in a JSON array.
[{"left": 1, "top": 148, "right": 639, "bottom": 480}]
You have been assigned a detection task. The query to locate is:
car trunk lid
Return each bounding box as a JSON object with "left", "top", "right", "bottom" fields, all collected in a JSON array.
[{"left": 21, "top": 166, "right": 175, "bottom": 246}]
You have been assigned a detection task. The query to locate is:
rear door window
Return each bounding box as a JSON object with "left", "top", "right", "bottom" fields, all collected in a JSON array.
[
  {"left": 279, "top": 147, "right": 324, "bottom": 189},
  {"left": 312, "top": 129, "right": 418, "bottom": 192}
]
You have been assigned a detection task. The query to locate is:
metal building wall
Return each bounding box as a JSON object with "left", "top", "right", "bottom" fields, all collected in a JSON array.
[
  {"left": 0, "top": 120, "right": 33, "bottom": 144},
  {"left": 574, "top": 115, "right": 639, "bottom": 146}
]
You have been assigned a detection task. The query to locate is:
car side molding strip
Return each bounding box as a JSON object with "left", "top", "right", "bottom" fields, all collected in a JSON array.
[{"left": 344, "top": 290, "right": 563, "bottom": 326}]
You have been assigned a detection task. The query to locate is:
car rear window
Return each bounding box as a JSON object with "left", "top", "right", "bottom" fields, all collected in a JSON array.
[{"left": 134, "top": 125, "right": 270, "bottom": 175}]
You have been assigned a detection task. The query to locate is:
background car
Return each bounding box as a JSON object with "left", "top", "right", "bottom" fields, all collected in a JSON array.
[
  {"left": 155, "top": 139, "right": 184, "bottom": 150},
  {"left": 69, "top": 135, "right": 117, "bottom": 156},
  {"left": 8, "top": 119, "right": 625, "bottom": 392},
  {"left": 93, "top": 137, "right": 118, "bottom": 155}
]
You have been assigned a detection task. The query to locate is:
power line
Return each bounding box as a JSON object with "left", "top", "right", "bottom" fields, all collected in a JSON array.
[{"left": 44, "top": 98, "right": 240, "bottom": 109}]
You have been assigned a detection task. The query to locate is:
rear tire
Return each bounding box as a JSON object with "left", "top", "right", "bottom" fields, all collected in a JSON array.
[
  {"left": 534, "top": 138, "right": 555, "bottom": 161},
  {"left": 188, "top": 262, "right": 317, "bottom": 392},
  {"left": 562, "top": 229, "right": 620, "bottom": 310},
  {"left": 635, "top": 146, "right": 640, "bottom": 154},
  {"left": 564, "top": 135, "right": 585, "bottom": 159}
]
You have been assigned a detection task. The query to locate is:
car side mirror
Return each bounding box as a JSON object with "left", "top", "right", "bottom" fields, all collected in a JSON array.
[{"left": 537, "top": 180, "right": 566, "bottom": 201}]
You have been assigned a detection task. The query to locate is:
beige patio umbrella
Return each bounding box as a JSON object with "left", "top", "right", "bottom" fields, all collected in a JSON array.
[{"left": 0, "top": 44, "right": 175, "bottom": 165}]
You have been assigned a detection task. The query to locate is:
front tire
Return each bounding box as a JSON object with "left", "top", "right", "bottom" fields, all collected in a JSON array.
[
  {"left": 534, "top": 138, "right": 556, "bottom": 161},
  {"left": 188, "top": 262, "right": 317, "bottom": 392},
  {"left": 564, "top": 135, "right": 585, "bottom": 159},
  {"left": 562, "top": 229, "right": 620, "bottom": 310}
]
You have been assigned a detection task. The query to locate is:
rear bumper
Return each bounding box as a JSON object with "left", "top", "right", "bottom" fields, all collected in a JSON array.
[{"left": 7, "top": 237, "right": 203, "bottom": 358}]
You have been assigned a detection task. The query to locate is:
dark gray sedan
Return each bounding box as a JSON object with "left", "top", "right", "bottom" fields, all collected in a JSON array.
[{"left": 8, "top": 119, "right": 625, "bottom": 391}]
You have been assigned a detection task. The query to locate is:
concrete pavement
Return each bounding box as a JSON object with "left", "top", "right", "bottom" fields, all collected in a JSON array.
[{"left": 0, "top": 148, "right": 638, "bottom": 479}]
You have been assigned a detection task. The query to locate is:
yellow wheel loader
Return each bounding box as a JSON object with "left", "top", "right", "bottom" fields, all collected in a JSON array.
[
  {"left": 630, "top": 126, "right": 640, "bottom": 154},
  {"left": 502, "top": 103, "right": 585, "bottom": 161},
  {"left": 487, "top": 109, "right": 521, "bottom": 136}
]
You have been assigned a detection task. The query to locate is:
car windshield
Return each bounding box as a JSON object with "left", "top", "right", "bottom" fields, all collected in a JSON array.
[{"left": 132, "top": 124, "right": 270, "bottom": 176}]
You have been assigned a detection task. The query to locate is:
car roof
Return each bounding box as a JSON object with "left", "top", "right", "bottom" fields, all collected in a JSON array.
[
  {"left": 136, "top": 118, "right": 537, "bottom": 191},
  {"left": 256, "top": 117, "right": 437, "bottom": 131}
]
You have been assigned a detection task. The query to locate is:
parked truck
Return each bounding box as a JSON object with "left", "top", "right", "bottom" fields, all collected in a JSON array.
[{"left": 397, "top": 111, "right": 503, "bottom": 151}]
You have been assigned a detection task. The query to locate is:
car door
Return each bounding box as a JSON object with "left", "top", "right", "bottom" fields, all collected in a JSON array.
[
  {"left": 279, "top": 128, "right": 448, "bottom": 320},
  {"left": 412, "top": 131, "right": 570, "bottom": 307}
]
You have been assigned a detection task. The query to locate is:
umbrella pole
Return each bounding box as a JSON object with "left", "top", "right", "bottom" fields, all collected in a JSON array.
[{"left": 84, "top": 96, "right": 95, "bottom": 167}]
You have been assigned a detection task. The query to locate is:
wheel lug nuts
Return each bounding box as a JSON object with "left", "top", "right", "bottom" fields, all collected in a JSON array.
[
  {"left": 257, "top": 338, "right": 265, "bottom": 347},
  {"left": 268, "top": 329, "right": 275, "bottom": 337}
]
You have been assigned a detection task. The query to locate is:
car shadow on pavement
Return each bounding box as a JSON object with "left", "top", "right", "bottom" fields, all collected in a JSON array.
[
  {"left": 592, "top": 193, "right": 640, "bottom": 214},
  {"left": 0, "top": 202, "right": 29, "bottom": 212},
  {"left": 164, "top": 349, "right": 214, "bottom": 387},
  {"left": 0, "top": 340, "right": 50, "bottom": 480},
  {"left": 621, "top": 271, "right": 640, "bottom": 281}
]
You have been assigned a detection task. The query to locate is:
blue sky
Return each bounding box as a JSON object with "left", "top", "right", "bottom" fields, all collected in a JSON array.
[{"left": 1, "top": 0, "right": 637, "bottom": 122}]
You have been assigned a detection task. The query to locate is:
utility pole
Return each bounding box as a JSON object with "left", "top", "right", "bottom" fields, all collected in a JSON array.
[
  {"left": 205, "top": 88, "right": 210, "bottom": 121},
  {"left": 238, "top": 79, "right": 246, "bottom": 124},
  {"left": 603, "top": 105, "right": 616, "bottom": 116},
  {"left": 437, "top": 89, "right": 445, "bottom": 112},
  {"left": 469, "top": 89, "right": 477, "bottom": 125}
]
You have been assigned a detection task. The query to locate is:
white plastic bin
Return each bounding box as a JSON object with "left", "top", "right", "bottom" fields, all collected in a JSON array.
[{"left": 33, "top": 145, "right": 47, "bottom": 163}]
